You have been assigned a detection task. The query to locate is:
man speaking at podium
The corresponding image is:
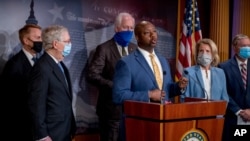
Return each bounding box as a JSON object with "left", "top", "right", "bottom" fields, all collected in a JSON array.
[
  {"left": 112, "top": 21, "right": 188, "bottom": 141},
  {"left": 112, "top": 20, "right": 187, "bottom": 105}
]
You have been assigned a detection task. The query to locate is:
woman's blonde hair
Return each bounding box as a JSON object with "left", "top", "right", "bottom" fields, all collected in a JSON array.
[{"left": 194, "top": 38, "right": 220, "bottom": 66}]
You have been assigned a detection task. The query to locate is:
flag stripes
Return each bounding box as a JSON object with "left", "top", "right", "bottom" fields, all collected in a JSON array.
[{"left": 176, "top": 0, "right": 202, "bottom": 80}]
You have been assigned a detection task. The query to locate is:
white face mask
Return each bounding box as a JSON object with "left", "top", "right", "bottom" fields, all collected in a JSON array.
[{"left": 197, "top": 53, "right": 212, "bottom": 67}]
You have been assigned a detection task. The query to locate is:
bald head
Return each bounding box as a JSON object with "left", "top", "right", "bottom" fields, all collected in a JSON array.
[
  {"left": 134, "top": 21, "right": 155, "bottom": 36},
  {"left": 134, "top": 21, "right": 157, "bottom": 52}
]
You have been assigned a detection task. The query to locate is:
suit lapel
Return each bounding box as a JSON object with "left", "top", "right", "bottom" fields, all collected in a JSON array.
[
  {"left": 44, "top": 53, "right": 71, "bottom": 98},
  {"left": 210, "top": 67, "right": 216, "bottom": 99},
  {"left": 135, "top": 50, "right": 158, "bottom": 88},
  {"left": 110, "top": 39, "right": 122, "bottom": 59},
  {"left": 194, "top": 66, "right": 206, "bottom": 97},
  {"left": 128, "top": 43, "right": 136, "bottom": 54},
  {"left": 231, "top": 58, "right": 245, "bottom": 90},
  {"left": 246, "top": 59, "right": 250, "bottom": 91},
  {"left": 60, "top": 62, "right": 73, "bottom": 99},
  {"left": 20, "top": 50, "right": 32, "bottom": 69},
  {"left": 246, "top": 59, "right": 250, "bottom": 107}
]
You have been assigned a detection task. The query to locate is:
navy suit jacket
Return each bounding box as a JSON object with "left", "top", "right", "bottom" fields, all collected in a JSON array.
[
  {"left": 112, "top": 49, "right": 180, "bottom": 104},
  {"left": 218, "top": 56, "right": 250, "bottom": 119},
  {"left": 183, "top": 65, "right": 229, "bottom": 101},
  {"left": 218, "top": 56, "right": 250, "bottom": 141},
  {"left": 1, "top": 50, "right": 33, "bottom": 140},
  {"left": 28, "top": 52, "right": 76, "bottom": 141}
]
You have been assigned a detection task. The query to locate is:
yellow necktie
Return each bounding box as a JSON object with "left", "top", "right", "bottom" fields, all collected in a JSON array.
[{"left": 149, "top": 54, "right": 162, "bottom": 89}]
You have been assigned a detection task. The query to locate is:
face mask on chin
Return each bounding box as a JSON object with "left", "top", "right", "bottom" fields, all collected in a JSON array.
[
  {"left": 239, "top": 46, "right": 250, "bottom": 59},
  {"left": 113, "top": 30, "right": 133, "bottom": 47}
]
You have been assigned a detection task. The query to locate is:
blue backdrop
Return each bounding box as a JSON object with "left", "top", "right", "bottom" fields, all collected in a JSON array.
[{"left": 0, "top": 0, "right": 177, "bottom": 134}]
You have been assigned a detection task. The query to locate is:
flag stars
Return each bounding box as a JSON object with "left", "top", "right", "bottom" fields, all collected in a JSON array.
[
  {"left": 49, "top": 3, "right": 64, "bottom": 23},
  {"left": 176, "top": 0, "right": 202, "bottom": 79}
]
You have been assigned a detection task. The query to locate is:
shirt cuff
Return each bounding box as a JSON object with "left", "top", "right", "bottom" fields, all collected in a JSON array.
[{"left": 236, "top": 109, "right": 242, "bottom": 116}]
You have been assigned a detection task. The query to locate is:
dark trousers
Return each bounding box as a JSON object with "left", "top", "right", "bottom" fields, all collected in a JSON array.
[{"left": 99, "top": 117, "right": 120, "bottom": 141}]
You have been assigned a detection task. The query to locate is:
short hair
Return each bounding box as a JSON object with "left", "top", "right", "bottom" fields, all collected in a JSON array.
[
  {"left": 42, "top": 25, "right": 68, "bottom": 50},
  {"left": 114, "top": 12, "right": 135, "bottom": 30},
  {"left": 134, "top": 21, "right": 154, "bottom": 36},
  {"left": 18, "top": 24, "right": 42, "bottom": 44},
  {"left": 194, "top": 38, "right": 220, "bottom": 66},
  {"left": 232, "top": 34, "right": 249, "bottom": 48}
]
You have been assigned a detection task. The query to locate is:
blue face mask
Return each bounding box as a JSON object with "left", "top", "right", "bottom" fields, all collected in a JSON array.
[
  {"left": 113, "top": 31, "right": 133, "bottom": 47},
  {"left": 239, "top": 46, "right": 250, "bottom": 59},
  {"left": 62, "top": 43, "right": 72, "bottom": 57}
]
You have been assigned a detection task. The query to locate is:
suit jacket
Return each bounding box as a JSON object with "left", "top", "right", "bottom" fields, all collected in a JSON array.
[
  {"left": 183, "top": 65, "right": 229, "bottom": 101},
  {"left": 218, "top": 56, "right": 250, "bottom": 141},
  {"left": 112, "top": 49, "right": 181, "bottom": 104},
  {"left": 28, "top": 52, "right": 76, "bottom": 141},
  {"left": 1, "top": 50, "right": 33, "bottom": 140},
  {"left": 218, "top": 56, "right": 250, "bottom": 118},
  {"left": 87, "top": 38, "right": 137, "bottom": 119}
]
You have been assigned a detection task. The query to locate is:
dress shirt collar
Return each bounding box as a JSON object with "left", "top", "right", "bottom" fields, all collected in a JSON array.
[{"left": 22, "top": 48, "right": 35, "bottom": 65}]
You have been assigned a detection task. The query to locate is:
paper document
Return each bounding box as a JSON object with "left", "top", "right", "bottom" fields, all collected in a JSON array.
[{"left": 237, "top": 115, "right": 250, "bottom": 125}]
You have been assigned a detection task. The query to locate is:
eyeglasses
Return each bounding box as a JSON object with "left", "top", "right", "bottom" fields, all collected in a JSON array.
[{"left": 59, "top": 40, "right": 71, "bottom": 45}]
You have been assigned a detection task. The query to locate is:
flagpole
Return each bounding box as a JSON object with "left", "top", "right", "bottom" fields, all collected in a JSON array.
[
  {"left": 175, "top": 0, "right": 183, "bottom": 81},
  {"left": 191, "top": 0, "right": 196, "bottom": 65}
]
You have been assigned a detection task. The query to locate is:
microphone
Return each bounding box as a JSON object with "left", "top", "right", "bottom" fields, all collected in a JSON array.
[
  {"left": 161, "top": 70, "right": 166, "bottom": 104},
  {"left": 163, "top": 70, "right": 166, "bottom": 75},
  {"left": 183, "top": 70, "right": 209, "bottom": 102}
]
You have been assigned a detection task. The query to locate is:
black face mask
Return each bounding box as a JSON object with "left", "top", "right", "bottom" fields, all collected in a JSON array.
[{"left": 32, "top": 41, "right": 43, "bottom": 53}]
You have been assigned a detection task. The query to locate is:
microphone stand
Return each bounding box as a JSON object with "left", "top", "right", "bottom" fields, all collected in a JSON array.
[{"left": 184, "top": 70, "right": 209, "bottom": 102}]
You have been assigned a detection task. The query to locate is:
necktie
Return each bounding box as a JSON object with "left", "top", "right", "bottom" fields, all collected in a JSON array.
[
  {"left": 58, "top": 62, "right": 68, "bottom": 87},
  {"left": 149, "top": 54, "right": 162, "bottom": 89},
  {"left": 32, "top": 57, "right": 37, "bottom": 63},
  {"left": 58, "top": 62, "right": 64, "bottom": 73},
  {"left": 240, "top": 63, "right": 247, "bottom": 89},
  {"left": 122, "top": 47, "right": 127, "bottom": 56}
]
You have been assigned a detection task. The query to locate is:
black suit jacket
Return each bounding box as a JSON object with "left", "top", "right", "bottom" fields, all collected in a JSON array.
[
  {"left": 1, "top": 50, "right": 33, "bottom": 140},
  {"left": 87, "top": 38, "right": 137, "bottom": 119},
  {"left": 28, "top": 52, "right": 76, "bottom": 141}
]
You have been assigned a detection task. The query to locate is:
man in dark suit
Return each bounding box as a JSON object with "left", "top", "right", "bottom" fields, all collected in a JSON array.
[
  {"left": 112, "top": 21, "right": 188, "bottom": 141},
  {"left": 87, "top": 12, "right": 137, "bottom": 141},
  {"left": 1, "top": 24, "right": 42, "bottom": 141},
  {"left": 28, "top": 25, "right": 76, "bottom": 141},
  {"left": 218, "top": 34, "right": 250, "bottom": 141}
]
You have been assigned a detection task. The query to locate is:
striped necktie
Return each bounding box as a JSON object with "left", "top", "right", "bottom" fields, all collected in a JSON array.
[
  {"left": 149, "top": 54, "right": 162, "bottom": 89},
  {"left": 240, "top": 63, "right": 247, "bottom": 89}
]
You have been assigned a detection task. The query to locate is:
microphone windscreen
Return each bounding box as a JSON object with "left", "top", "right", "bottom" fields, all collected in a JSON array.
[
  {"left": 163, "top": 71, "right": 166, "bottom": 75},
  {"left": 184, "top": 70, "right": 189, "bottom": 75}
]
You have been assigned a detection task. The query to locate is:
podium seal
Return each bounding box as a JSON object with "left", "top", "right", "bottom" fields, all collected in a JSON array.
[{"left": 181, "top": 129, "right": 207, "bottom": 141}]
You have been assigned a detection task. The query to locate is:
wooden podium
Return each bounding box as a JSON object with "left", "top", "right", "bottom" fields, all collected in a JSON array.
[{"left": 124, "top": 97, "right": 227, "bottom": 141}]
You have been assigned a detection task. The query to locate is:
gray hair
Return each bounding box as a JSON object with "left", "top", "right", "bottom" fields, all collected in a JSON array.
[
  {"left": 42, "top": 25, "right": 68, "bottom": 50},
  {"left": 232, "top": 34, "right": 249, "bottom": 48},
  {"left": 114, "top": 12, "right": 135, "bottom": 29}
]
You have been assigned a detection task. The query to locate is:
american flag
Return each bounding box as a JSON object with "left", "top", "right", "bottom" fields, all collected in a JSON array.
[{"left": 175, "top": 0, "right": 202, "bottom": 80}]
